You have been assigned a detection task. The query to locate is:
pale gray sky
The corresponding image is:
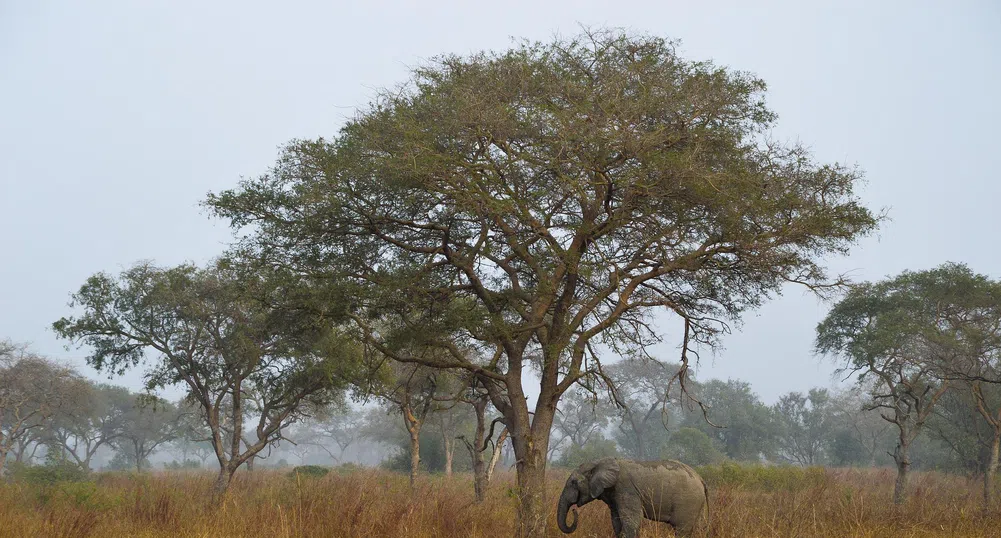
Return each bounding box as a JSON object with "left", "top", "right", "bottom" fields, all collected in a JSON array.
[{"left": 2, "top": 0, "right": 998, "bottom": 404}]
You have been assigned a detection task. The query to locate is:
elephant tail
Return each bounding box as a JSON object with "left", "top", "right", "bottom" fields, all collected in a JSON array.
[{"left": 702, "top": 479, "right": 710, "bottom": 531}]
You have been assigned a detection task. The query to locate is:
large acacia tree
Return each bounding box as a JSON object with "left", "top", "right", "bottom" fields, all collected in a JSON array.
[{"left": 208, "top": 30, "right": 878, "bottom": 535}]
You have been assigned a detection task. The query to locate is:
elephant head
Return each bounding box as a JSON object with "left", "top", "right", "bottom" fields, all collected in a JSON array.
[{"left": 557, "top": 458, "right": 620, "bottom": 533}]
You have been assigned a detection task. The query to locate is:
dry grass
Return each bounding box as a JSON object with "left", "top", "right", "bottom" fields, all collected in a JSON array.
[{"left": 0, "top": 465, "right": 995, "bottom": 537}]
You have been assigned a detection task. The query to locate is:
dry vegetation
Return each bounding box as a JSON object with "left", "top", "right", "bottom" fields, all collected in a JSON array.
[{"left": 0, "top": 465, "right": 995, "bottom": 538}]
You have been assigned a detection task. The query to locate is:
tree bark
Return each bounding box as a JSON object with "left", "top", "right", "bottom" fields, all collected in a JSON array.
[
  {"left": 408, "top": 430, "right": 420, "bottom": 488},
  {"left": 444, "top": 441, "right": 453, "bottom": 477},
  {"left": 984, "top": 431, "right": 1000, "bottom": 506},
  {"left": 213, "top": 467, "right": 233, "bottom": 499},
  {"left": 0, "top": 450, "right": 8, "bottom": 479},
  {"left": 510, "top": 405, "right": 555, "bottom": 538},
  {"left": 892, "top": 442, "right": 910, "bottom": 505},
  {"left": 486, "top": 429, "right": 508, "bottom": 483},
  {"left": 466, "top": 394, "right": 490, "bottom": 502}
]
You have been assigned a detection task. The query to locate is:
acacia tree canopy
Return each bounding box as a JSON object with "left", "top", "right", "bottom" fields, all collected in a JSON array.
[{"left": 207, "top": 30, "right": 879, "bottom": 535}]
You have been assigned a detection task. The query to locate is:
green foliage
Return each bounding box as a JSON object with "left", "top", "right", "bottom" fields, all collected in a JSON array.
[
  {"left": 817, "top": 263, "right": 1001, "bottom": 374},
  {"left": 773, "top": 388, "right": 837, "bottom": 465},
  {"left": 663, "top": 427, "right": 725, "bottom": 466},
  {"left": 333, "top": 462, "right": 362, "bottom": 474},
  {"left": 164, "top": 459, "right": 202, "bottom": 470},
  {"left": 107, "top": 450, "right": 150, "bottom": 472},
  {"left": 376, "top": 424, "right": 472, "bottom": 475},
  {"left": 697, "top": 461, "right": 828, "bottom": 492},
  {"left": 287, "top": 465, "right": 330, "bottom": 479},
  {"left": 556, "top": 436, "right": 619, "bottom": 469},
  {"left": 682, "top": 379, "right": 777, "bottom": 461},
  {"left": 33, "top": 481, "right": 120, "bottom": 513},
  {"left": 14, "top": 462, "right": 89, "bottom": 485}
]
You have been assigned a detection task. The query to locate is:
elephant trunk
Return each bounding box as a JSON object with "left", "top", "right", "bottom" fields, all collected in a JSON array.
[{"left": 557, "top": 488, "right": 579, "bottom": 534}]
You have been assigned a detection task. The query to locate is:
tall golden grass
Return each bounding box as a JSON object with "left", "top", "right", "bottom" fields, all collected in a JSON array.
[{"left": 0, "top": 464, "right": 995, "bottom": 537}]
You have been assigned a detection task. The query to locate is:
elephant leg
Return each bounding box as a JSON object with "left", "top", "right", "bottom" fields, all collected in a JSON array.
[
  {"left": 614, "top": 497, "right": 642, "bottom": 538},
  {"left": 610, "top": 504, "right": 623, "bottom": 537}
]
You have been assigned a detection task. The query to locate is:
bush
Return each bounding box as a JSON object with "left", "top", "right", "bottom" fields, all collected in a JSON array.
[
  {"left": 334, "top": 462, "right": 362, "bottom": 474},
  {"left": 164, "top": 459, "right": 202, "bottom": 470},
  {"left": 35, "top": 481, "right": 119, "bottom": 512},
  {"left": 287, "top": 465, "right": 330, "bottom": 479},
  {"left": 696, "top": 461, "right": 829, "bottom": 492},
  {"left": 14, "top": 462, "right": 89, "bottom": 485}
]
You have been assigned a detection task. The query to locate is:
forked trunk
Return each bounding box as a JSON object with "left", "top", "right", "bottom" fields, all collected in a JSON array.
[
  {"left": 511, "top": 407, "right": 555, "bottom": 538},
  {"left": 213, "top": 467, "right": 233, "bottom": 499}
]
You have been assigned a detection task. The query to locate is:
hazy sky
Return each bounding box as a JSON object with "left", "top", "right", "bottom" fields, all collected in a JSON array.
[{"left": 2, "top": 0, "right": 998, "bottom": 404}]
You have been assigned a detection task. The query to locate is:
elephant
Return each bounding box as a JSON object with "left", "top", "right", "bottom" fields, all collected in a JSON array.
[{"left": 556, "top": 457, "right": 708, "bottom": 538}]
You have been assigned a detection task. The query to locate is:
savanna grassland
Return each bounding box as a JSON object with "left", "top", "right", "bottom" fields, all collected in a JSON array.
[{"left": 0, "top": 464, "right": 995, "bottom": 538}]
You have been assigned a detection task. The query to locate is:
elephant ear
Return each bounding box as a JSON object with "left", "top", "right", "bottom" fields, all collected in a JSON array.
[{"left": 588, "top": 458, "right": 620, "bottom": 499}]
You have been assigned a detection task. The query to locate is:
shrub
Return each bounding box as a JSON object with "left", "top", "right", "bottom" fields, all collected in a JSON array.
[
  {"left": 697, "top": 461, "right": 829, "bottom": 492},
  {"left": 334, "top": 462, "right": 362, "bottom": 474},
  {"left": 288, "top": 465, "right": 330, "bottom": 479},
  {"left": 164, "top": 459, "right": 202, "bottom": 470},
  {"left": 14, "top": 462, "right": 89, "bottom": 485}
]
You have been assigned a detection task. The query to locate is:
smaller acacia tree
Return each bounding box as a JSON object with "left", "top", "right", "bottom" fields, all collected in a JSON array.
[
  {"left": 113, "top": 395, "right": 183, "bottom": 473},
  {"left": 45, "top": 381, "right": 132, "bottom": 471},
  {"left": 303, "top": 407, "right": 365, "bottom": 464},
  {"left": 369, "top": 362, "right": 442, "bottom": 488},
  {"left": 814, "top": 264, "right": 996, "bottom": 503},
  {"left": 456, "top": 377, "right": 509, "bottom": 502},
  {"left": 681, "top": 379, "right": 776, "bottom": 461},
  {"left": 914, "top": 264, "right": 1001, "bottom": 504},
  {"left": 0, "top": 341, "right": 78, "bottom": 477},
  {"left": 773, "top": 388, "right": 836, "bottom": 466},
  {"left": 53, "top": 260, "right": 359, "bottom": 495},
  {"left": 830, "top": 386, "right": 892, "bottom": 467},
  {"left": 552, "top": 386, "right": 611, "bottom": 459},
  {"left": 607, "top": 358, "right": 682, "bottom": 460}
]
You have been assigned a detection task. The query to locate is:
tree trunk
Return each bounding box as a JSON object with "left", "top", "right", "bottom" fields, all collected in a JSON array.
[
  {"left": 892, "top": 442, "right": 910, "bottom": 505},
  {"left": 467, "top": 395, "right": 490, "bottom": 502},
  {"left": 444, "top": 439, "right": 454, "bottom": 477},
  {"left": 486, "top": 429, "right": 508, "bottom": 483},
  {"left": 984, "top": 430, "right": 1000, "bottom": 506},
  {"left": 0, "top": 450, "right": 8, "bottom": 479},
  {"left": 511, "top": 407, "right": 555, "bottom": 538},
  {"left": 409, "top": 430, "right": 420, "bottom": 489},
  {"left": 213, "top": 467, "right": 233, "bottom": 499},
  {"left": 514, "top": 450, "right": 549, "bottom": 538}
]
